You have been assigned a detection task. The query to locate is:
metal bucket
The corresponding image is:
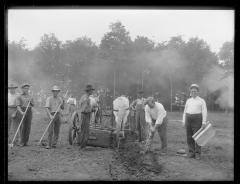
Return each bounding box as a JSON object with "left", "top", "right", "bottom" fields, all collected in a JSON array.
[{"left": 192, "top": 121, "right": 216, "bottom": 146}]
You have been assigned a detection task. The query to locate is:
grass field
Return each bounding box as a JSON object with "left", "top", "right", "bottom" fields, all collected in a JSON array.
[{"left": 8, "top": 108, "right": 233, "bottom": 181}]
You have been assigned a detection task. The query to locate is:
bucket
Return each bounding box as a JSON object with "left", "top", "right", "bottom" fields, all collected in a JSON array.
[{"left": 192, "top": 121, "right": 216, "bottom": 146}]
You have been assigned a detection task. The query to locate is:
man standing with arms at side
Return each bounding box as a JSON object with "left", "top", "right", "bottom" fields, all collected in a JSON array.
[
  {"left": 77, "top": 84, "right": 95, "bottom": 149},
  {"left": 15, "top": 83, "right": 34, "bottom": 147},
  {"left": 130, "top": 90, "right": 146, "bottom": 142},
  {"left": 182, "top": 84, "right": 207, "bottom": 160},
  {"left": 8, "top": 83, "right": 19, "bottom": 144},
  {"left": 45, "top": 85, "right": 65, "bottom": 149},
  {"left": 143, "top": 97, "right": 168, "bottom": 155}
]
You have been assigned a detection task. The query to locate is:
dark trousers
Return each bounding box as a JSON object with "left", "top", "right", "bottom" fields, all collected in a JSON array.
[
  {"left": 185, "top": 113, "right": 202, "bottom": 154},
  {"left": 17, "top": 107, "right": 32, "bottom": 145},
  {"left": 129, "top": 110, "right": 136, "bottom": 132},
  {"left": 47, "top": 112, "right": 61, "bottom": 147},
  {"left": 77, "top": 112, "right": 91, "bottom": 148},
  {"left": 146, "top": 116, "right": 168, "bottom": 151},
  {"left": 135, "top": 109, "right": 147, "bottom": 141}
]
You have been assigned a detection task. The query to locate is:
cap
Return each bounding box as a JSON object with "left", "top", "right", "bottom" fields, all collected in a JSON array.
[{"left": 85, "top": 84, "right": 95, "bottom": 92}]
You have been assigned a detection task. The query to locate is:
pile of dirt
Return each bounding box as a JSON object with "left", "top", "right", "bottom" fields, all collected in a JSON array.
[{"left": 114, "top": 141, "right": 163, "bottom": 180}]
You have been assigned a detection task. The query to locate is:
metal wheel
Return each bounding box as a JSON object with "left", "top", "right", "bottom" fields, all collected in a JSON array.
[{"left": 68, "top": 111, "right": 80, "bottom": 145}]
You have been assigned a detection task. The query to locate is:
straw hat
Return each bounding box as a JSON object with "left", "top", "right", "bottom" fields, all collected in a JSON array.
[
  {"left": 189, "top": 84, "right": 199, "bottom": 91},
  {"left": 21, "top": 83, "right": 30, "bottom": 88},
  {"left": 8, "top": 83, "right": 18, "bottom": 89},
  {"left": 51, "top": 85, "right": 61, "bottom": 91}
]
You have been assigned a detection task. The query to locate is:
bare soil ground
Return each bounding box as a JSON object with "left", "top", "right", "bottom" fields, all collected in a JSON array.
[{"left": 8, "top": 108, "right": 233, "bottom": 181}]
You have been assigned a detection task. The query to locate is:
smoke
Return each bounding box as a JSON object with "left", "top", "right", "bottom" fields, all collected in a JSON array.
[
  {"left": 132, "top": 48, "right": 187, "bottom": 90},
  {"left": 200, "top": 66, "right": 234, "bottom": 109},
  {"left": 8, "top": 53, "right": 54, "bottom": 96}
]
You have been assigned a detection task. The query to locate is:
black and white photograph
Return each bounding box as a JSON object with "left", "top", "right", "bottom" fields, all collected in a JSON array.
[{"left": 7, "top": 8, "right": 234, "bottom": 181}]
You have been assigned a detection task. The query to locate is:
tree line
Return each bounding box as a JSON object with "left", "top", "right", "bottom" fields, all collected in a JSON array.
[{"left": 8, "top": 21, "right": 233, "bottom": 111}]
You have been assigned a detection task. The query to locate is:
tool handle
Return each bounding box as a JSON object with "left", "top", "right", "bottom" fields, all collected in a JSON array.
[
  {"left": 10, "top": 96, "right": 32, "bottom": 145},
  {"left": 38, "top": 90, "right": 68, "bottom": 144}
]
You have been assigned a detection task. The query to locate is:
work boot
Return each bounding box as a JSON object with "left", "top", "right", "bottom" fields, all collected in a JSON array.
[
  {"left": 188, "top": 152, "right": 195, "bottom": 158},
  {"left": 46, "top": 145, "right": 51, "bottom": 149},
  {"left": 52, "top": 145, "right": 56, "bottom": 148},
  {"left": 195, "top": 153, "right": 201, "bottom": 160},
  {"left": 161, "top": 148, "right": 167, "bottom": 155}
]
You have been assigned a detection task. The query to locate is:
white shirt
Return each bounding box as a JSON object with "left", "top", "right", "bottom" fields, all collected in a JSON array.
[
  {"left": 145, "top": 102, "right": 167, "bottom": 125},
  {"left": 182, "top": 96, "right": 207, "bottom": 123},
  {"left": 67, "top": 97, "right": 77, "bottom": 105},
  {"left": 8, "top": 93, "right": 18, "bottom": 106}
]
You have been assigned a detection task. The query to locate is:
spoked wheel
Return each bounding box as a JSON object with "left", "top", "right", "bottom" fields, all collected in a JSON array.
[
  {"left": 68, "top": 111, "right": 81, "bottom": 145},
  {"left": 68, "top": 126, "right": 78, "bottom": 145}
]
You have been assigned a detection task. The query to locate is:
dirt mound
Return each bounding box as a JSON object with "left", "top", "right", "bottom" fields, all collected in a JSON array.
[{"left": 113, "top": 141, "right": 163, "bottom": 180}]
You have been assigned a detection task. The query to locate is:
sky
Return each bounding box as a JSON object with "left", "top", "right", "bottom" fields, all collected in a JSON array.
[{"left": 8, "top": 9, "right": 234, "bottom": 53}]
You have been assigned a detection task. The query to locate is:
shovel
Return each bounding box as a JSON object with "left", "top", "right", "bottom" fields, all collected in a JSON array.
[
  {"left": 9, "top": 95, "right": 33, "bottom": 148},
  {"left": 38, "top": 90, "right": 68, "bottom": 146}
]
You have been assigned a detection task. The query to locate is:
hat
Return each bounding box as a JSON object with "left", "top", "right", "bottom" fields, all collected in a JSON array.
[
  {"left": 21, "top": 83, "right": 30, "bottom": 88},
  {"left": 189, "top": 84, "right": 199, "bottom": 91},
  {"left": 137, "top": 89, "right": 144, "bottom": 94},
  {"left": 145, "top": 96, "right": 155, "bottom": 105},
  {"left": 51, "top": 85, "right": 61, "bottom": 91},
  {"left": 85, "top": 84, "right": 95, "bottom": 92},
  {"left": 8, "top": 83, "right": 18, "bottom": 89}
]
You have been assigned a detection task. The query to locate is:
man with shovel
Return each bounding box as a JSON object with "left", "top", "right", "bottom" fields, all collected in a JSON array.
[
  {"left": 15, "top": 83, "right": 34, "bottom": 147},
  {"left": 143, "top": 97, "right": 168, "bottom": 155},
  {"left": 8, "top": 83, "right": 19, "bottom": 144},
  {"left": 45, "top": 85, "right": 65, "bottom": 149}
]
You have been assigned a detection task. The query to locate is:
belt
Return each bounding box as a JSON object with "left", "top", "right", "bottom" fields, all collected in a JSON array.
[
  {"left": 186, "top": 113, "right": 202, "bottom": 116},
  {"left": 113, "top": 107, "right": 129, "bottom": 112}
]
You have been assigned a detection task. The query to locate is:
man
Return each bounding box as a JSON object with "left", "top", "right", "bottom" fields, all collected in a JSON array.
[
  {"left": 144, "top": 97, "right": 168, "bottom": 155},
  {"left": 8, "top": 83, "right": 19, "bottom": 144},
  {"left": 130, "top": 90, "right": 146, "bottom": 142},
  {"left": 45, "top": 85, "right": 64, "bottom": 149},
  {"left": 15, "top": 83, "right": 34, "bottom": 147},
  {"left": 182, "top": 84, "right": 207, "bottom": 160},
  {"left": 77, "top": 84, "right": 95, "bottom": 148}
]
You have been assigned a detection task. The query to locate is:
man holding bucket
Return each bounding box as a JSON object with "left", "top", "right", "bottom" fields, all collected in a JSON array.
[
  {"left": 182, "top": 84, "right": 207, "bottom": 160},
  {"left": 45, "top": 85, "right": 65, "bottom": 149}
]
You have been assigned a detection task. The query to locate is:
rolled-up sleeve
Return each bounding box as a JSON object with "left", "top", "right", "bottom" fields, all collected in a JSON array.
[
  {"left": 201, "top": 99, "right": 207, "bottom": 123},
  {"left": 45, "top": 97, "right": 51, "bottom": 109},
  {"left": 145, "top": 105, "right": 152, "bottom": 124},
  {"left": 15, "top": 95, "right": 21, "bottom": 107},
  {"left": 182, "top": 99, "right": 188, "bottom": 123},
  {"left": 155, "top": 104, "right": 167, "bottom": 125}
]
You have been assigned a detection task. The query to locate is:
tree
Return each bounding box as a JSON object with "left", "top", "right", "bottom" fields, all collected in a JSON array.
[
  {"left": 36, "top": 33, "right": 62, "bottom": 78},
  {"left": 218, "top": 40, "right": 234, "bottom": 73},
  {"left": 100, "top": 21, "right": 133, "bottom": 96},
  {"left": 133, "top": 36, "right": 155, "bottom": 53}
]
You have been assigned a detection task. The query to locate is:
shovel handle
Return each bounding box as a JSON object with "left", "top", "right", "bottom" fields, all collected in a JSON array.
[
  {"left": 38, "top": 90, "right": 68, "bottom": 145},
  {"left": 10, "top": 96, "right": 32, "bottom": 146}
]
